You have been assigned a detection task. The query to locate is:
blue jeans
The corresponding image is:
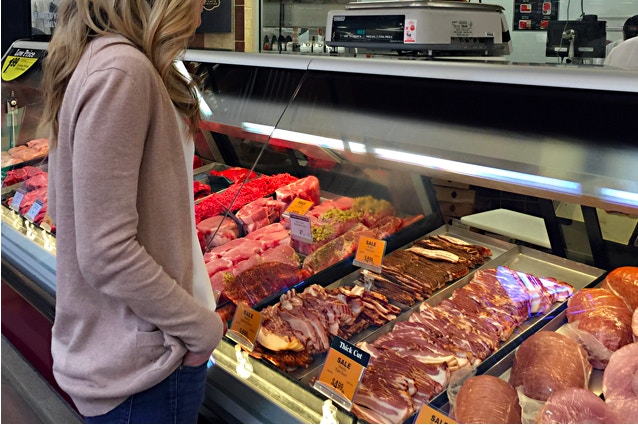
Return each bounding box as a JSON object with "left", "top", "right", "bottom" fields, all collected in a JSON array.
[{"left": 84, "top": 363, "right": 208, "bottom": 424}]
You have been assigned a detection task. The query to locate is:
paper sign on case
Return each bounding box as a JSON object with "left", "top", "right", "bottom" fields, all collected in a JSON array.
[
  {"left": 353, "top": 235, "right": 386, "bottom": 273},
  {"left": 227, "top": 302, "right": 263, "bottom": 352},
  {"left": 313, "top": 336, "right": 370, "bottom": 411}
]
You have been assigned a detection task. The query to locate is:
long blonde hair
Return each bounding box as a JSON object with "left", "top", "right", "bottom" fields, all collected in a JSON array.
[{"left": 41, "top": 0, "right": 201, "bottom": 147}]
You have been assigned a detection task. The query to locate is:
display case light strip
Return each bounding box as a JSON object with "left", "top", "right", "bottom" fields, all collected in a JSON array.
[
  {"left": 374, "top": 148, "right": 582, "bottom": 195},
  {"left": 270, "top": 129, "right": 345, "bottom": 151},
  {"left": 600, "top": 188, "right": 638, "bottom": 208},
  {"left": 348, "top": 142, "right": 367, "bottom": 153},
  {"left": 241, "top": 122, "right": 275, "bottom": 136}
]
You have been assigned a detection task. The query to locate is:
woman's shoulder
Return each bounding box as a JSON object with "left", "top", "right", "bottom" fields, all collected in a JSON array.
[{"left": 84, "top": 35, "right": 156, "bottom": 77}]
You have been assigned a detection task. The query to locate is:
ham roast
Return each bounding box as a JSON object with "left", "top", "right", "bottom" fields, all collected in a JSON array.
[
  {"left": 602, "top": 342, "right": 638, "bottom": 423},
  {"left": 509, "top": 331, "right": 591, "bottom": 402},
  {"left": 566, "top": 288, "right": 633, "bottom": 369},
  {"left": 535, "top": 388, "right": 621, "bottom": 424},
  {"left": 454, "top": 375, "right": 521, "bottom": 423},
  {"left": 601, "top": 266, "right": 638, "bottom": 310}
]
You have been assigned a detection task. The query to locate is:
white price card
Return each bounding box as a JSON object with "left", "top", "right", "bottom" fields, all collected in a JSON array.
[
  {"left": 9, "top": 189, "right": 26, "bottom": 211},
  {"left": 289, "top": 213, "right": 313, "bottom": 244},
  {"left": 24, "top": 199, "right": 44, "bottom": 222}
]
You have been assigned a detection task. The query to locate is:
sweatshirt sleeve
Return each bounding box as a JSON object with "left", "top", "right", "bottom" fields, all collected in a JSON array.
[{"left": 70, "top": 60, "right": 222, "bottom": 354}]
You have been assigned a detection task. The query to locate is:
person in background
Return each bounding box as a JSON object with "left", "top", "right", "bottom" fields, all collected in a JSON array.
[
  {"left": 40, "top": 0, "right": 225, "bottom": 423},
  {"left": 604, "top": 14, "right": 638, "bottom": 68}
]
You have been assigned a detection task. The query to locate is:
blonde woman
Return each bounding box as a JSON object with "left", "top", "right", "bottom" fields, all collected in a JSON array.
[{"left": 41, "top": 0, "right": 225, "bottom": 422}]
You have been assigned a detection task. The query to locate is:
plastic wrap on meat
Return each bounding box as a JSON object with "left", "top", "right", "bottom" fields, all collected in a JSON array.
[
  {"left": 509, "top": 331, "right": 591, "bottom": 403},
  {"left": 535, "top": 388, "right": 621, "bottom": 424},
  {"left": 566, "top": 288, "right": 633, "bottom": 369},
  {"left": 602, "top": 266, "right": 638, "bottom": 311},
  {"left": 453, "top": 375, "right": 521, "bottom": 424},
  {"left": 602, "top": 342, "right": 638, "bottom": 423}
]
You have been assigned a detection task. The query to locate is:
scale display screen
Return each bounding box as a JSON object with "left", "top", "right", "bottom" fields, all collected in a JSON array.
[{"left": 330, "top": 15, "right": 405, "bottom": 44}]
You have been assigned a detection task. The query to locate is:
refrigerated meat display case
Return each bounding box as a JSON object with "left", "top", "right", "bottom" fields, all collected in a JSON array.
[{"left": 2, "top": 39, "right": 637, "bottom": 423}]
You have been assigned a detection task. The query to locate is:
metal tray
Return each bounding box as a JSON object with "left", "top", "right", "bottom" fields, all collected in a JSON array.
[
  {"left": 298, "top": 243, "right": 604, "bottom": 414},
  {"left": 288, "top": 225, "right": 517, "bottom": 383}
]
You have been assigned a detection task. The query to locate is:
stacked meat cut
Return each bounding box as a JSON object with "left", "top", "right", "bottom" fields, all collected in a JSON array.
[
  {"left": 360, "top": 234, "right": 493, "bottom": 306},
  {"left": 350, "top": 266, "right": 575, "bottom": 424},
  {"left": 250, "top": 284, "right": 401, "bottom": 371}
]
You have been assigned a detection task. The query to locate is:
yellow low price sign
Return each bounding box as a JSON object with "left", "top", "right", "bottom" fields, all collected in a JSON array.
[
  {"left": 285, "top": 198, "right": 313, "bottom": 216},
  {"left": 227, "top": 303, "right": 263, "bottom": 351},
  {"left": 314, "top": 336, "right": 370, "bottom": 410},
  {"left": 415, "top": 404, "right": 457, "bottom": 424},
  {"left": 353, "top": 235, "right": 386, "bottom": 273},
  {"left": 2, "top": 48, "right": 45, "bottom": 81}
]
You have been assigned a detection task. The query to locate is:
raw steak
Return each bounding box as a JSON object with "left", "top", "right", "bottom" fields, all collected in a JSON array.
[
  {"left": 196, "top": 215, "right": 239, "bottom": 247},
  {"left": 454, "top": 375, "right": 521, "bottom": 424},
  {"left": 352, "top": 195, "right": 396, "bottom": 227},
  {"left": 535, "top": 388, "right": 621, "bottom": 424},
  {"left": 243, "top": 222, "right": 290, "bottom": 249},
  {"left": 236, "top": 197, "right": 286, "bottom": 232},
  {"left": 2, "top": 166, "right": 43, "bottom": 187},
  {"left": 602, "top": 342, "right": 638, "bottom": 423},
  {"left": 566, "top": 288, "right": 633, "bottom": 369},
  {"left": 509, "top": 331, "right": 591, "bottom": 402},
  {"left": 275, "top": 175, "right": 320, "bottom": 206}
]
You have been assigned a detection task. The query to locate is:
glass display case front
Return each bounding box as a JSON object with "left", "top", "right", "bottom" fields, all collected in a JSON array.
[{"left": 2, "top": 40, "right": 637, "bottom": 423}]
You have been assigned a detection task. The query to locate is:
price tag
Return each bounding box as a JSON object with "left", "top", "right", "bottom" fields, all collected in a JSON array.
[
  {"left": 9, "top": 189, "right": 26, "bottom": 211},
  {"left": 24, "top": 199, "right": 44, "bottom": 222},
  {"left": 2, "top": 48, "right": 45, "bottom": 82},
  {"left": 285, "top": 198, "right": 313, "bottom": 216},
  {"left": 353, "top": 236, "right": 386, "bottom": 273},
  {"left": 289, "top": 213, "right": 313, "bottom": 244},
  {"left": 313, "top": 336, "right": 370, "bottom": 411},
  {"left": 227, "top": 303, "right": 263, "bottom": 351},
  {"left": 414, "top": 404, "right": 457, "bottom": 424}
]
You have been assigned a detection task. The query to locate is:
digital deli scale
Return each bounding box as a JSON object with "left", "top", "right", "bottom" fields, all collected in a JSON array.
[{"left": 326, "top": 1, "right": 512, "bottom": 57}]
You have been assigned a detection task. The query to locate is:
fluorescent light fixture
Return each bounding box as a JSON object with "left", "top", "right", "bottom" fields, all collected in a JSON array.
[
  {"left": 374, "top": 148, "right": 582, "bottom": 195},
  {"left": 600, "top": 188, "right": 638, "bottom": 208},
  {"left": 241, "top": 122, "right": 275, "bottom": 136},
  {"left": 270, "top": 129, "right": 345, "bottom": 151},
  {"left": 348, "top": 142, "right": 367, "bottom": 153}
]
